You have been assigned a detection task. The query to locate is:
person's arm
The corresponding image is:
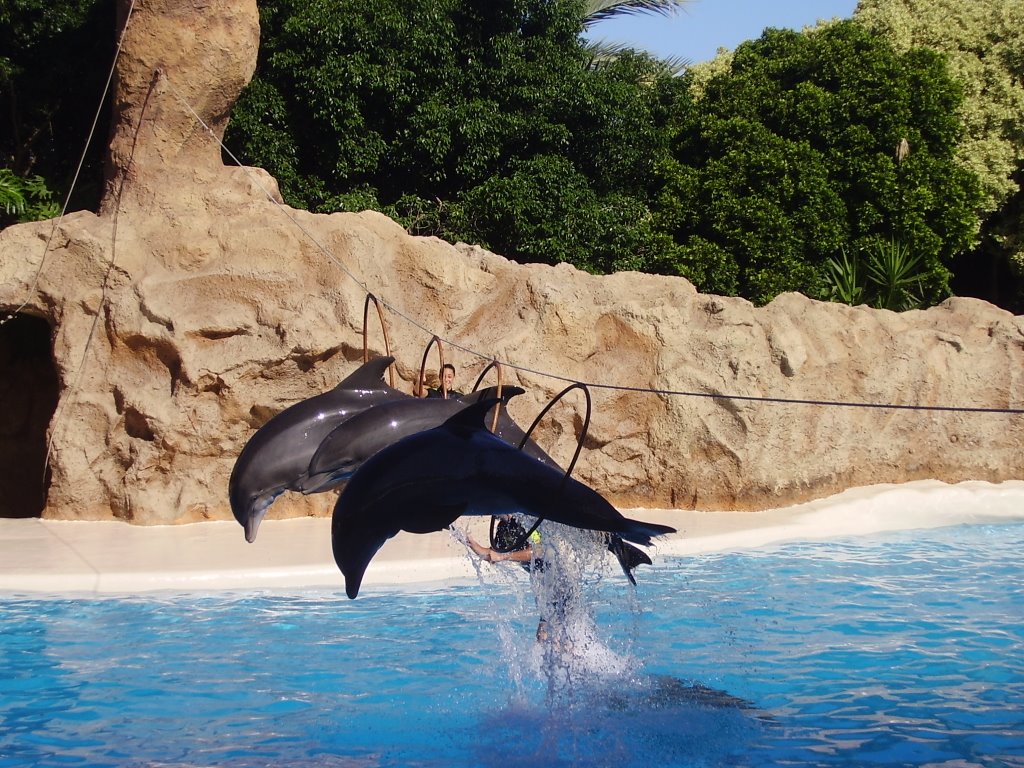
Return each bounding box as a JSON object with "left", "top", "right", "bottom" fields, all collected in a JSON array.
[{"left": 467, "top": 536, "right": 532, "bottom": 563}]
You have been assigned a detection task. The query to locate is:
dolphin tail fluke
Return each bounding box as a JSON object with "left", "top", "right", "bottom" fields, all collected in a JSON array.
[
  {"left": 607, "top": 534, "right": 653, "bottom": 585},
  {"left": 615, "top": 518, "right": 676, "bottom": 547}
]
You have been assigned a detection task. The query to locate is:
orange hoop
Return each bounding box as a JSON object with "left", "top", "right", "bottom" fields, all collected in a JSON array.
[
  {"left": 471, "top": 359, "right": 504, "bottom": 432},
  {"left": 417, "top": 335, "right": 446, "bottom": 398},
  {"left": 362, "top": 294, "right": 395, "bottom": 388},
  {"left": 490, "top": 382, "right": 593, "bottom": 553},
  {"left": 518, "top": 382, "right": 592, "bottom": 489}
]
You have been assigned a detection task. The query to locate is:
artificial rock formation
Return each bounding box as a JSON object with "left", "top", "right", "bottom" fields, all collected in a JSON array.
[{"left": 1, "top": 0, "right": 1022, "bottom": 525}]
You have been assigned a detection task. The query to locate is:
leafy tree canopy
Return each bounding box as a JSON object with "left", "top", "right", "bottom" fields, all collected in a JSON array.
[
  {"left": 1, "top": 0, "right": 114, "bottom": 218},
  {"left": 854, "top": 0, "right": 1024, "bottom": 213},
  {"left": 652, "top": 20, "right": 983, "bottom": 305},
  {"left": 226, "top": 0, "right": 681, "bottom": 273},
  {"left": 855, "top": 0, "right": 1024, "bottom": 310}
]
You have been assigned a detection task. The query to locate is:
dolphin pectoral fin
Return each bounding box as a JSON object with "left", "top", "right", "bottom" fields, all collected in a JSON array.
[
  {"left": 404, "top": 503, "right": 467, "bottom": 534},
  {"left": 296, "top": 470, "right": 348, "bottom": 495}
]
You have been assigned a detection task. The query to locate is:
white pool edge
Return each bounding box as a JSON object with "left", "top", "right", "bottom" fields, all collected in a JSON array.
[{"left": 2, "top": 479, "right": 1022, "bottom": 595}]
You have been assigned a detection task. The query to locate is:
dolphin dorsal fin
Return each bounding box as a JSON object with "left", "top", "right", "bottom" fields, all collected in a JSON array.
[
  {"left": 336, "top": 356, "right": 395, "bottom": 391},
  {"left": 442, "top": 397, "right": 505, "bottom": 436},
  {"left": 460, "top": 385, "right": 525, "bottom": 405}
]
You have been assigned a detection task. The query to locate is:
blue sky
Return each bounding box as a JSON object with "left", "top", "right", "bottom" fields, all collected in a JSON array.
[{"left": 584, "top": 0, "right": 859, "bottom": 65}]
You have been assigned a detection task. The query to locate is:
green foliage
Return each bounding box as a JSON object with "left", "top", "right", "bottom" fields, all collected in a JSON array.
[
  {"left": 855, "top": 0, "right": 1024, "bottom": 213},
  {"left": 582, "top": 0, "right": 688, "bottom": 27},
  {"left": 855, "top": 0, "right": 1024, "bottom": 312},
  {"left": 824, "top": 238, "right": 929, "bottom": 311},
  {"left": 823, "top": 247, "right": 864, "bottom": 306},
  {"left": 1, "top": 0, "right": 115, "bottom": 215},
  {"left": 863, "top": 237, "right": 926, "bottom": 311},
  {"left": 582, "top": 0, "right": 692, "bottom": 75},
  {"left": 4, "top": 0, "right": 997, "bottom": 313},
  {"left": 654, "top": 21, "right": 983, "bottom": 306},
  {"left": 0, "top": 168, "right": 60, "bottom": 227},
  {"left": 227, "top": 0, "right": 678, "bottom": 273}
]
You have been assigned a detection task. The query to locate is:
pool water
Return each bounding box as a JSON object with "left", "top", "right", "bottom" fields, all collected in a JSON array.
[{"left": 2, "top": 522, "right": 1022, "bottom": 767}]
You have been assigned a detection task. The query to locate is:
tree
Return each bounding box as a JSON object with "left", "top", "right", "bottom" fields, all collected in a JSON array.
[
  {"left": 855, "top": 0, "right": 1024, "bottom": 311},
  {"left": 651, "top": 21, "right": 983, "bottom": 306},
  {"left": 0, "top": 168, "right": 59, "bottom": 228},
  {"left": 581, "top": 0, "right": 691, "bottom": 74},
  {"left": 0, "top": 0, "right": 115, "bottom": 223},
  {"left": 226, "top": 0, "right": 678, "bottom": 273}
]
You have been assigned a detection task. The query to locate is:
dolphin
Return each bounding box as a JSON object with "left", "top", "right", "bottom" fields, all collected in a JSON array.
[
  {"left": 299, "top": 385, "right": 536, "bottom": 493},
  {"left": 304, "top": 384, "right": 653, "bottom": 584},
  {"left": 228, "top": 356, "right": 407, "bottom": 542},
  {"left": 331, "top": 398, "right": 676, "bottom": 598}
]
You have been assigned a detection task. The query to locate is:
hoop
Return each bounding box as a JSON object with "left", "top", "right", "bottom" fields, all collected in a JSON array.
[
  {"left": 417, "top": 335, "right": 446, "bottom": 398},
  {"left": 472, "top": 359, "right": 504, "bottom": 432},
  {"left": 362, "top": 293, "right": 395, "bottom": 388},
  {"left": 518, "top": 382, "right": 592, "bottom": 486},
  {"left": 488, "top": 382, "right": 593, "bottom": 553}
]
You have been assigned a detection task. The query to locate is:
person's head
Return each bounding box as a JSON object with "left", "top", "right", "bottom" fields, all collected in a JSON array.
[{"left": 439, "top": 363, "right": 456, "bottom": 392}]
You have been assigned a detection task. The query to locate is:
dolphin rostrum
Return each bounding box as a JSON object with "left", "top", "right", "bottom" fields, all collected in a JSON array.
[
  {"left": 229, "top": 356, "right": 407, "bottom": 542},
  {"left": 331, "top": 398, "right": 676, "bottom": 598}
]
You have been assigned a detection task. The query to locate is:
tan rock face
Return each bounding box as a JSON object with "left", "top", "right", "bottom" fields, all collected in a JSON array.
[{"left": 1, "top": 0, "right": 1022, "bottom": 524}]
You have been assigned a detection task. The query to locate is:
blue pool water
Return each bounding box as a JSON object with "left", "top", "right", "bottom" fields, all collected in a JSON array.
[{"left": 2, "top": 521, "right": 1022, "bottom": 767}]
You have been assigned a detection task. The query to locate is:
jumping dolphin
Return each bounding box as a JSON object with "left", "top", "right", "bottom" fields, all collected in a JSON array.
[
  {"left": 331, "top": 398, "right": 676, "bottom": 598},
  {"left": 305, "top": 384, "right": 654, "bottom": 583},
  {"left": 229, "top": 356, "right": 407, "bottom": 542},
  {"left": 299, "top": 385, "right": 533, "bottom": 493}
]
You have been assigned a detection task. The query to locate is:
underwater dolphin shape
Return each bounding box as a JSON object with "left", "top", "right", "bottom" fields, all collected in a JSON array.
[
  {"left": 299, "top": 385, "right": 535, "bottom": 493},
  {"left": 229, "top": 356, "right": 407, "bottom": 542},
  {"left": 331, "top": 398, "right": 676, "bottom": 598}
]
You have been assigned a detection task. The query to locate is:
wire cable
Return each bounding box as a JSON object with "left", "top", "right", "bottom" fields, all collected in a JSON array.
[
  {"left": 2, "top": 0, "right": 139, "bottom": 328},
  {"left": 159, "top": 74, "right": 1024, "bottom": 418}
]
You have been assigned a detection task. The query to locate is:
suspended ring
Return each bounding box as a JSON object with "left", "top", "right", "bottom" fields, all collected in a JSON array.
[
  {"left": 489, "top": 382, "right": 593, "bottom": 553},
  {"left": 519, "top": 382, "right": 592, "bottom": 487},
  {"left": 362, "top": 293, "right": 395, "bottom": 388},
  {"left": 472, "top": 359, "right": 504, "bottom": 432},
  {"left": 417, "top": 335, "right": 446, "bottom": 398}
]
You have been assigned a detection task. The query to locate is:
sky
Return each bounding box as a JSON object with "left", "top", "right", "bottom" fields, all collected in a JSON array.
[{"left": 584, "top": 0, "right": 860, "bottom": 65}]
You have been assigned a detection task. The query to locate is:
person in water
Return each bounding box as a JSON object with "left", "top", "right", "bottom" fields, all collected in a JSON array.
[
  {"left": 467, "top": 515, "right": 540, "bottom": 566},
  {"left": 468, "top": 515, "right": 555, "bottom": 641},
  {"left": 426, "top": 363, "right": 463, "bottom": 400}
]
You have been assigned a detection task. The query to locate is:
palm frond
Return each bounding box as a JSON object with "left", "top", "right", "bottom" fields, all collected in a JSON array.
[
  {"left": 583, "top": 39, "right": 690, "bottom": 75},
  {"left": 583, "top": 0, "right": 691, "bottom": 28},
  {"left": 823, "top": 247, "right": 864, "bottom": 306}
]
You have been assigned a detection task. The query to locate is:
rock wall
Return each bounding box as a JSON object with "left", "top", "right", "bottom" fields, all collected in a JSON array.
[{"left": 1, "top": 0, "right": 1022, "bottom": 524}]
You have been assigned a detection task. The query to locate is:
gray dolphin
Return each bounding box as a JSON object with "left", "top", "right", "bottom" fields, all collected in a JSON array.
[
  {"left": 229, "top": 356, "right": 407, "bottom": 542},
  {"left": 331, "top": 398, "right": 676, "bottom": 598},
  {"left": 306, "top": 384, "right": 652, "bottom": 583},
  {"left": 299, "top": 385, "right": 534, "bottom": 493}
]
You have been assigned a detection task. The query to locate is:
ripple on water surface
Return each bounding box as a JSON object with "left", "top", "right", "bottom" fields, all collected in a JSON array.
[{"left": 1, "top": 522, "right": 1022, "bottom": 767}]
